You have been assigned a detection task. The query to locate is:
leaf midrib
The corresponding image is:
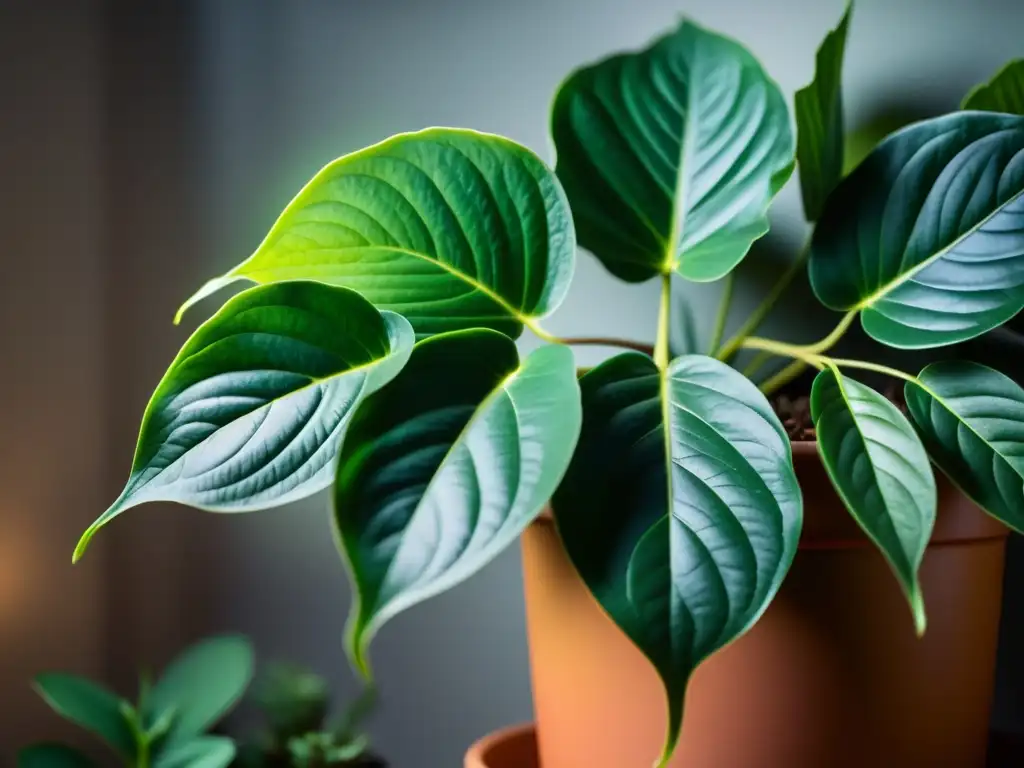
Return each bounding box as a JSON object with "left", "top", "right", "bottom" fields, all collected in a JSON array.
[
  {"left": 662, "top": 44, "right": 699, "bottom": 274},
  {"left": 856, "top": 173, "right": 1024, "bottom": 312},
  {"left": 242, "top": 244, "right": 536, "bottom": 325}
]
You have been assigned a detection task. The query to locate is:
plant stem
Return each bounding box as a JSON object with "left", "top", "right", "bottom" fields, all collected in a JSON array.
[
  {"left": 527, "top": 321, "right": 654, "bottom": 356},
  {"left": 707, "top": 272, "right": 735, "bottom": 354},
  {"left": 824, "top": 357, "right": 918, "bottom": 384},
  {"left": 741, "top": 349, "right": 774, "bottom": 378},
  {"left": 737, "top": 309, "right": 857, "bottom": 394},
  {"left": 558, "top": 336, "right": 655, "bottom": 354},
  {"left": 654, "top": 274, "right": 672, "bottom": 370},
  {"left": 715, "top": 240, "right": 811, "bottom": 361}
]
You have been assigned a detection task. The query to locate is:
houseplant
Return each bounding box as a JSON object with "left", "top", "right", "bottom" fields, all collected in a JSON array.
[
  {"left": 72, "top": 2, "right": 1024, "bottom": 766},
  {"left": 234, "top": 661, "right": 385, "bottom": 767},
  {"left": 19, "top": 635, "right": 253, "bottom": 768}
]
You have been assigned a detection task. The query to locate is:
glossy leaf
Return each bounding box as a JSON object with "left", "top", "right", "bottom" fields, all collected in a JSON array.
[
  {"left": 552, "top": 353, "right": 801, "bottom": 764},
  {"left": 176, "top": 128, "right": 575, "bottom": 338},
  {"left": 18, "top": 745, "right": 97, "bottom": 768},
  {"left": 810, "top": 112, "right": 1024, "bottom": 349},
  {"left": 810, "top": 367, "right": 935, "bottom": 633},
  {"left": 33, "top": 674, "right": 135, "bottom": 759},
  {"left": 795, "top": 3, "right": 851, "bottom": 221},
  {"left": 335, "top": 330, "right": 581, "bottom": 677},
  {"left": 551, "top": 20, "right": 794, "bottom": 284},
  {"left": 963, "top": 60, "right": 1024, "bottom": 114},
  {"left": 154, "top": 737, "right": 236, "bottom": 768},
  {"left": 905, "top": 361, "right": 1024, "bottom": 530},
  {"left": 145, "top": 635, "right": 254, "bottom": 746},
  {"left": 76, "top": 282, "right": 413, "bottom": 561}
]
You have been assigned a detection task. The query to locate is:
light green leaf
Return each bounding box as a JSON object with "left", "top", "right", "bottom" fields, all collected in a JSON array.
[
  {"left": 32, "top": 674, "right": 135, "bottom": 760},
  {"left": 176, "top": 128, "right": 575, "bottom": 339},
  {"left": 335, "top": 330, "right": 581, "bottom": 678},
  {"left": 551, "top": 19, "right": 794, "bottom": 284},
  {"left": 963, "top": 59, "right": 1024, "bottom": 114},
  {"left": 18, "top": 745, "right": 97, "bottom": 768},
  {"left": 551, "top": 353, "right": 801, "bottom": 766},
  {"left": 809, "top": 112, "right": 1024, "bottom": 349},
  {"left": 795, "top": 3, "right": 851, "bottom": 221},
  {"left": 905, "top": 361, "right": 1024, "bottom": 530},
  {"left": 810, "top": 367, "right": 935, "bottom": 633},
  {"left": 145, "top": 635, "right": 253, "bottom": 747},
  {"left": 154, "top": 736, "right": 236, "bottom": 768},
  {"left": 76, "top": 282, "right": 413, "bottom": 561}
]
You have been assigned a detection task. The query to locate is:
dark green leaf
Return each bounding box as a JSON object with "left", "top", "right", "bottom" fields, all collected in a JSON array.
[
  {"left": 809, "top": 112, "right": 1024, "bottom": 349},
  {"left": 551, "top": 20, "right": 794, "bottom": 284},
  {"left": 154, "top": 736, "right": 236, "bottom": 768},
  {"left": 905, "top": 361, "right": 1024, "bottom": 530},
  {"left": 810, "top": 367, "right": 935, "bottom": 633},
  {"left": 552, "top": 353, "right": 801, "bottom": 765},
  {"left": 146, "top": 635, "right": 253, "bottom": 746},
  {"left": 963, "top": 60, "right": 1024, "bottom": 114},
  {"left": 32, "top": 674, "right": 135, "bottom": 760},
  {"left": 176, "top": 128, "right": 575, "bottom": 338},
  {"left": 76, "top": 282, "right": 413, "bottom": 560},
  {"left": 335, "top": 330, "right": 581, "bottom": 677},
  {"left": 18, "top": 745, "right": 97, "bottom": 768},
  {"left": 795, "top": 3, "right": 851, "bottom": 221}
]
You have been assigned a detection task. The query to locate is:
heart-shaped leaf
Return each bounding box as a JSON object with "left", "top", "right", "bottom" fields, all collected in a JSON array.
[
  {"left": 551, "top": 20, "right": 794, "bottom": 284},
  {"left": 176, "top": 128, "right": 575, "bottom": 338},
  {"left": 154, "top": 737, "right": 236, "bottom": 768},
  {"left": 795, "top": 3, "right": 851, "bottom": 221},
  {"left": 334, "top": 330, "right": 581, "bottom": 677},
  {"left": 76, "top": 282, "right": 413, "bottom": 561},
  {"left": 551, "top": 353, "right": 801, "bottom": 765},
  {"left": 809, "top": 112, "right": 1024, "bottom": 349},
  {"left": 145, "top": 635, "right": 253, "bottom": 747},
  {"left": 33, "top": 674, "right": 135, "bottom": 760},
  {"left": 905, "top": 361, "right": 1024, "bottom": 530},
  {"left": 963, "top": 60, "right": 1024, "bottom": 114},
  {"left": 810, "top": 367, "right": 936, "bottom": 633},
  {"left": 18, "top": 745, "right": 97, "bottom": 768}
]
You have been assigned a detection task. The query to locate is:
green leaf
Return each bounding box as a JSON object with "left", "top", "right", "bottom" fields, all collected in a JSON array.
[
  {"left": 32, "top": 674, "right": 135, "bottom": 760},
  {"left": 809, "top": 111, "right": 1024, "bottom": 349},
  {"left": 335, "top": 330, "right": 581, "bottom": 677},
  {"left": 795, "top": 3, "right": 851, "bottom": 221},
  {"left": 75, "top": 282, "right": 413, "bottom": 561},
  {"left": 551, "top": 353, "right": 801, "bottom": 765},
  {"left": 145, "top": 635, "right": 253, "bottom": 746},
  {"left": 810, "top": 367, "right": 935, "bottom": 633},
  {"left": 963, "top": 59, "right": 1024, "bottom": 114},
  {"left": 551, "top": 19, "right": 794, "bottom": 284},
  {"left": 154, "top": 736, "right": 236, "bottom": 768},
  {"left": 176, "top": 128, "right": 575, "bottom": 338},
  {"left": 18, "top": 745, "right": 97, "bottom": 768},
  {"left": 905, "top": 361, "right": 1024, "bottom": 531}
]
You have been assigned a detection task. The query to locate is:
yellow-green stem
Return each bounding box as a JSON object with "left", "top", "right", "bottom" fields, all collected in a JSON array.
[
  {"left": 654, "top": 274, "right": 672, "bottom": 370},
  {"left": 741, "top": 349, "right": 774, "bottom": 378},
  {"left": 825, "top": 357, "right": 918, "bottom": 383},
  {"left": 528, "top": 321, "right": 654, "bottom": 356},
  {"left": 715, "top": 240, "right": 811, "bottom": 361},
  {"left": 707, "top": 272, "right": 735, "bottom": 354}
]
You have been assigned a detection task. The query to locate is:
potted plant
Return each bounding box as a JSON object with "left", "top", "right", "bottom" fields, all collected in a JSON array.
[
  {"left": 19, "top": 635, "right": 253, "bottom": 768},
  {"left": 72, "top": 3, "right": 1024, "bottom": 767},
  {"left": 234, "top": 662, "right": 385, "bottom": 767}
]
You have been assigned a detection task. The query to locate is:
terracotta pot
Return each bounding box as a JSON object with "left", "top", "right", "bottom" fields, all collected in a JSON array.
[
  {"left": 464, "top": 724, "right": 539, "bottom": 768},
  {"left": 520, "top": 442, "right": 1009, "bottom": 768}
]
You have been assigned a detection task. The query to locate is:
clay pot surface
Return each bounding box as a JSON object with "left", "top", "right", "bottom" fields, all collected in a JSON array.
[
  {"left": 464, "top": 723, "right": 539, "bottom": 768},
  {"left": 521, "top": 442, "right": 1009, "bottom": 768}
]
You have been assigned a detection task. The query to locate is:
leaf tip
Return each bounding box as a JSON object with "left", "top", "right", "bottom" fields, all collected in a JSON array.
[
  {"left": 912, "top": 590, "right": 928, "bottom": 638},
  {"left": 72, "top": 528, "right": 95, "bottom": 564}
]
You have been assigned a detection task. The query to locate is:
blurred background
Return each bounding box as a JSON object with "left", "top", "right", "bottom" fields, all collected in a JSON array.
[{"left": 4, "top": 0, "right": 1024, "bottom": 764}]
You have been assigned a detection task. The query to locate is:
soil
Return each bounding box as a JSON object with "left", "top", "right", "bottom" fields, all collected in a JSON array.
[{"left": 771, "top": 381, "right": 907, "bottom": 442}]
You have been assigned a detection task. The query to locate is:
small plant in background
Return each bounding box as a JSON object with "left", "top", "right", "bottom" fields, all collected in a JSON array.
[
  {"left": 19, "top": 635, "right": 253, "bottom": 768},
  {"left": 234, "top": 664, "right": 383, "bottom": 768}
]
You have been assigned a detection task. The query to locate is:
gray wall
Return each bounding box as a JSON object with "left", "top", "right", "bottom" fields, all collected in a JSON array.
[{"left": 181, "top": 1, "right": 1024, "bottom": 766}]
